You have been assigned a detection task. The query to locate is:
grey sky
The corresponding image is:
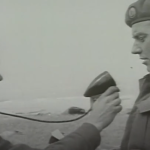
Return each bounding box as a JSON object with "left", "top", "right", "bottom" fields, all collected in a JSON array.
[{"left": 0, "top": 0, "right": 147, "bottom": 112}]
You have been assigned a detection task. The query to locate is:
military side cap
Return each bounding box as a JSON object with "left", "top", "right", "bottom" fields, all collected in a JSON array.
[{"left": 125, "top": 0, "right": 150, "bottom": 27}]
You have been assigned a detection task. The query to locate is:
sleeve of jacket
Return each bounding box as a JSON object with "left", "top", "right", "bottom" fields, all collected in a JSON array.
[
  {"left": 0, "top": 135, "right": 13, "bottom": 150},
  {"left": 0, "top": 123, "right": 101, "bottom": 150},
  {"left": 44, "top": 123, "right": 101, "bottom": 150}
]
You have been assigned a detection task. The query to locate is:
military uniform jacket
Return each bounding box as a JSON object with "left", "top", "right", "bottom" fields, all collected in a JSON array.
[{"left": 121, "top": 74, "right": 150, "bottom": 150}]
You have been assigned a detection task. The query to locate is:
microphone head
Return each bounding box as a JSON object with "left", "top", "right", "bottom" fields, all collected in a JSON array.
[{"left": 84, "top": 71, "right": 116, "bottom": 97}]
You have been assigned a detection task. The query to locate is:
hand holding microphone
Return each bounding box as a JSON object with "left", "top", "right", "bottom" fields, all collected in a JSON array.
[
  {"left": 84, "top": 72, "right": 122, "bottom": 132},
  {"left": 89, "top": 86, "right": 122, "bottom": 132}
]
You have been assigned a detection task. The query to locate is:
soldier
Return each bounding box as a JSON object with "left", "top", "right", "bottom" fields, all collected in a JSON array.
[{"left": 120, "top": 0, "right": 150, "bottom": 150}]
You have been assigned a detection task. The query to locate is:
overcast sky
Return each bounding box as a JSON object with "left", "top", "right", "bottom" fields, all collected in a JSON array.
[{"left": 0, "top": 0, "right": 148, "bottom": 112}]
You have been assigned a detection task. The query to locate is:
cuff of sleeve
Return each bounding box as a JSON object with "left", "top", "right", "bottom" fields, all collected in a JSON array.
[
  {"left": 75, "top": 123, "right": 101, "bottom": 148},
  {"left": 0, "top": 136, "right": 12, "bottom": 150}
]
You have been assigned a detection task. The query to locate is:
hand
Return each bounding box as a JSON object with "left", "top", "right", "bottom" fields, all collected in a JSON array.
[{"left": 87, "top": 86, "right": 122, "bottom": 132}]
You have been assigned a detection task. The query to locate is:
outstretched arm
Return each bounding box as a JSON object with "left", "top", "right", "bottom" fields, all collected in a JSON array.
[{"left": 0, "top": 123, "right": 100, "bottom": 150}]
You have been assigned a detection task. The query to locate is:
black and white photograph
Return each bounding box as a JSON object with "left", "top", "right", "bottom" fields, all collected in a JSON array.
[{"left": 0, "top": 0, "right": 149, "bottom": 150}]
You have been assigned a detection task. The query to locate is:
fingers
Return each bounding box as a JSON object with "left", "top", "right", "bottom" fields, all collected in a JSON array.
[
  {"left": 111, "top": 98, "right": 121, "bottom": 106},
  {"left": 106, "top": 92, "right": 119, "bottom": 102},
  {"left": 112, "top": 98, "right": 122, "bottom": 113},
  {"left": 102, "top": 86, "right": 120, "bottom": 97},
  {"left": 114, "top": 105, "right": 122, "bottom": 113}
]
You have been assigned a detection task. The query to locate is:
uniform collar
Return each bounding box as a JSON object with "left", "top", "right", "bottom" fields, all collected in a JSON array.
[{"left": 139, "top": 73, "right": 150, "bottom": 95}]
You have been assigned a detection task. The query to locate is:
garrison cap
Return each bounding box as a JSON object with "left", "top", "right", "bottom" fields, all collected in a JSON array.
[{"left": 125, "top": 0, "right": 150, "bottom": 27}]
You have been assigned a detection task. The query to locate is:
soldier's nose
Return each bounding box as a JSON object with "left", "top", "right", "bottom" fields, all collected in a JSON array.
[{"left": 132, "top": 46, "right": 142, "bottom": 54}]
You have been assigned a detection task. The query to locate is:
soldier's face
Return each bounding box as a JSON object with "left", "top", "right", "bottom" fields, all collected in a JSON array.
[{"left": 132, "top": 21, "right": 150, "bottom": 72}]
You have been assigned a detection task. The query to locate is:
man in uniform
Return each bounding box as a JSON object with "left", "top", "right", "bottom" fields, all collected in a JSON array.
[{"left": 120, "top": 0, "right": 150, "bottom": 149}]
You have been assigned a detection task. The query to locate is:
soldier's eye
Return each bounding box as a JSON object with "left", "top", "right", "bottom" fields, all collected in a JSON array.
[
  {"left": 139, "top": 36, "right": 144, "bottom": 40},
  {"left": 137, "top": 34, "right": 147, "bottom": 42}
]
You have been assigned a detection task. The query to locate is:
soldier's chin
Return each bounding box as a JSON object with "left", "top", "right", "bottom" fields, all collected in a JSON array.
[
  {"left": 0, "top": 75, "right": 3, "bottom": 81},
  {"left": 147, "top": 66, "right": 150, "bottom": 72}
]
